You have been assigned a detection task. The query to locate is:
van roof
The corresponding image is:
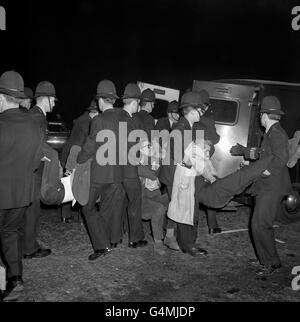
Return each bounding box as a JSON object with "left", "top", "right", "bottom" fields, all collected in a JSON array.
[{"left": 216, "top": 79, "right": 300, "bottom": 88}]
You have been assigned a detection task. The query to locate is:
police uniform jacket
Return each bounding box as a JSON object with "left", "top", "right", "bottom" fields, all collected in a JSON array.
[
  {"left": 249, "top": 122, "right": 292, "bottom": 196},
  {"left": 29, "top": 105, "right": 47, "bottom": 137},
  {"left": 193, "top": 116, "right": 220, "bottom": 157},
  {"left": 61, "top": 112, "right": 92, "bottom": 168},
  {"left": 154, "top": 117, "right": 174, "bottom": 133},
  {"left": 0, "top": 109, "right": 44, "bottom": 209},
  {"left": 77, "top": 109, "right": 123, "bottom": 184},
  {"left": 135, "top": 110, "right": 155, "bottom": 139},
  {"left": 118, "top": 109, "right": 144, "bottom": 180}
]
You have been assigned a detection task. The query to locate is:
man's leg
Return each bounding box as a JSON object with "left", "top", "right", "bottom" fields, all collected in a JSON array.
[
  {"left": 82, "top": 184, "right": 111, "bottom": 252},
  {"left": 251, "top": 193, "right": 281, "bottom": 268},
  {"left": 124, "top": 178, "right": 145, "bottom": 243},
  {"left": 206, "top": 209, "right": 221, "bottom": 234},
  {"left": 164, "top": 183, "right": 180, "bottom": 250},
  {"left": 123, "top": 178, "right": 145, "bottom": 244},
  {"left": 0, "top": 208, "right": 26, "bottom": 279},
  {"left": 23, "top": 167, "right": 51, "bottom": 258},
  {"left": 103, "top": 184, "right": 126, "bottom": 246}
]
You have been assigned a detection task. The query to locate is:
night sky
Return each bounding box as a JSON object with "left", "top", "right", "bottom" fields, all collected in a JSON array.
[{"left": 1, "top": 0, "right": 300, "bottom": 124}]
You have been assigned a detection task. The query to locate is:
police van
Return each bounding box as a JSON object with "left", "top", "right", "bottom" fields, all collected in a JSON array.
[{"left": 139, "top": 80, "right": 300, "bottom": 223}]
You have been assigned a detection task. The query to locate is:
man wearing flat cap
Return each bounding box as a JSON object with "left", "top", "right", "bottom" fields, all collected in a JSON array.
[
  {"left": 22, "top": 81, "right": 57, "bottom": 260},
  {"left": 0, "top": 71, "right": 44, "bottom": 301},
  {"left": 247, "top": 96, "right": 292, "bottom": 276},
  {"left": 60, "top": 99, "right": 100, "bottom": 223}
]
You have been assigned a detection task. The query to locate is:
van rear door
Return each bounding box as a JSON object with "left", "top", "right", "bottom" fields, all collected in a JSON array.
[{"left": 193, "top": 80, "right": 257, "bottom": 178}]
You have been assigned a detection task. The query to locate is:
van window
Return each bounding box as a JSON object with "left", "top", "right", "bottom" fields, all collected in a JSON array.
[{"left": 210, "top": 99, "right": 239, "bottom": 125}]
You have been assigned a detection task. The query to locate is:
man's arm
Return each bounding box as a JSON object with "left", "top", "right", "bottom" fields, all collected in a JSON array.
[
  {"left": 265, "top": 128, "right": 289, "bottom": 176},
  {"left": 77, "top": 117, "right": 100, "bottom": 164}
]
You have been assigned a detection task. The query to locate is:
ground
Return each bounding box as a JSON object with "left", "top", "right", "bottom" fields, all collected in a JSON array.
[{"left": 8, "top": 207, "right": 300, "bottom": 302}]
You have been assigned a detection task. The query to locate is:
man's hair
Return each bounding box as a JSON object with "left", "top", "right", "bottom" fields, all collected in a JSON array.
[
  {"left": 101, "top": 97, "right": 115, "bottom": 105},
  {"left": 267, "top": 114, "right": 281, "bottom": 121},
  {"left": 123, "top": 98, "right": 138, "bottom": 106},
  {"left": 1, "top": 94, "right": 22, "bottom": 105}
]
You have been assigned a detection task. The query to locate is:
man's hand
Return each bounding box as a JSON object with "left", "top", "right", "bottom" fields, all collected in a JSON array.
[
  {"left": 64, "top": 169, "right": 74, "bottom": 177},
  {"left": 239, "top": 160, "right": 250, "bottom": 169},
  {"left": 230, "top": 143, "right": 247, "bottom": 156}
]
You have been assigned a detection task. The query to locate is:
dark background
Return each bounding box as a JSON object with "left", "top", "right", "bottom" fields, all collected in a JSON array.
[{"left": 1, "top": 0, "right": 300, "bottom": 124}]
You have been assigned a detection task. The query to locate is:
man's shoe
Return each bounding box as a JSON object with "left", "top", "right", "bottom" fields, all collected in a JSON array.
[
  {"left": 3, "top": 276, "right": 24, "bottom": 302},
  {"left": 88, "top": 248, "right": 112, "bottom": 261},
  {"left": 153, "top": 241, "right": 167, "bottom": 256},
  {"left": 163, "top": 236, "right": 180, "bottom": 251},
  {"left": 248, "top": 258, "right": 261, "bottom": 267},
  {"left": 182, "top": 247, "right": 208, "bottom": 257},
  {"left": 255, "top": 264, "right": 282, "bottom": 276},
  {"left": 110, "top": 243, "right": 118, "bottom": 249},
  {"left": 192, "top": 246, "right": 208, "bottom": 256},
  {"left": 128, "top": 240, "right": 148, "bottom": 248},
  {"left": 209, "top": 228, "right": 222, "bottom": 235},
  {"left": 23, "top": 248, "right": 52, "bottom": 259}
]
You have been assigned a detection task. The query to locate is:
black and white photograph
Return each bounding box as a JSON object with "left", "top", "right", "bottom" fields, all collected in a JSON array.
[{"left": 1, "top": 0, "right": 300, "bottom": 308}]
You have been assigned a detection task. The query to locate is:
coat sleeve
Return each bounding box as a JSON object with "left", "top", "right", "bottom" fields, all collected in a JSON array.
[
  {"left": 77, "top": 117, "right": 100, "bottom": 164},
  {"left": 266, "top": 128, "right": 289, "bottom": 176},
  {"left": 205, "top": 118, "right": 220, "bottom": 145},
  {"left": 60, "top": 120, "right": 88, "bottom": 167}
]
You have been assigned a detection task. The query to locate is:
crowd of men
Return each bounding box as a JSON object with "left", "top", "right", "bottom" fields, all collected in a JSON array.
[{"left": 0, "top": 70, "right": 292, "bottom": 301}]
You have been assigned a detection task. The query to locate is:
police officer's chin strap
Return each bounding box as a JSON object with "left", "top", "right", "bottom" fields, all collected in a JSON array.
[{"left": 48, "top": 96, "right": 52, "bottom": 112}]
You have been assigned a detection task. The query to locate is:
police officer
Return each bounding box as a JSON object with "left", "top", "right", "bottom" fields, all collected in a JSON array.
[
  {"left": 77, "top": 80, "right": 125, "bottom": 260},
  {"left": 20, "top": 87, "right": 34, "bottom": 111},
  {"left": 249, "top": 96, "right": 291, "bottom": 275},
  {"left": 61, "top": 99, "right": 99, "bottom": 170},
  {"left": 22, "top": 81, "right": 57, "bottom": 259},
  {"left": 167, "top": 91, "right": 208, "bottom": 256},
  {"left": 155, "top": 100, "right": 180, "bottom": 132},
  {"left": 118, "top": 83, "right": 148, "bottom": 248},
  {"left": 155, "top": 100, "right": 180, "bottom": 251},
  {"left": 0, "top": 71, "right": 43, "bottom": 301},
  {"left": 135, "top": 89, "right": 156, "bottom": 138},
  {"left": 194, "top": 90, "right": 221, "bottom": 235}
]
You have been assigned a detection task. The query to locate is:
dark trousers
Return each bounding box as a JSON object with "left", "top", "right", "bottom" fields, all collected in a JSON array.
[
  {"left": 0, "top": 208, "right": 26, "bottom": 278},
  {"left": 23, "top": 169, "right": 42, "bottom": 255},
  {"left": 103, "top": 184, "right": 126, "bottom": 244},
  {"left": 123, "top": 178, "right": 144, "bottom": 243},
  {"left": 165, "top": 184, "right": 177, "bottom": 230},
  {"left": 82, "top": 183, "right": 124, "bottom": 250},
  {"left": 206, "top": 209, "right": 219, "bottom": 229},
  {"left": 177, "top": 177, "right": 204, "bottom": 252},
  {"left": 251, "top": 192, "right": 281, "bottom": 267}
]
